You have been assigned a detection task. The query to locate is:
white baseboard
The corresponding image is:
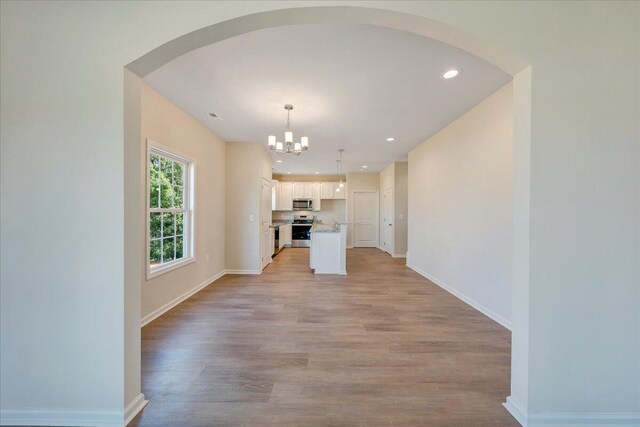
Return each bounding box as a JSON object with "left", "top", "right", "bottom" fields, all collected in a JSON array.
[
  {"left": 503, "top": 396, "right": 640, "bottom": 427},
  {"left": 346, "top": 245, "right": 354, "bottom": 249},
  {"left": 504, "top": 396, "right": 528, "bottom": 426},
  {"left": 1, "top": 409, "right": 122, "bottom": 427},
  {"left": 391, "top": 253, "right": 406, "bottom": 258},
  {"left": 406, "top": 263, "right": 512, "bottom": 330},
  {"left": 141, "top": 270, "right": 225, "bottom": 327},
  {"left": 0, "top": 394, "right": 147, "bottom": 427},
  {"left": 225, "top": 269, "right": 261, "bottom": 275},
  {"left": 124, "top": 393, "right": 147, "bottom": 425}
]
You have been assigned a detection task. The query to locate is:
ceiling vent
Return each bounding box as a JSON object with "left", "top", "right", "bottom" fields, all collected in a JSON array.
[{"left": 208, "top": 112, "right": 223, "bottom": 120}]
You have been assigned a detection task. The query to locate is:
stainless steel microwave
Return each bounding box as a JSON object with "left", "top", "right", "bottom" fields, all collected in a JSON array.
[{"left": 292, "top": 199, "right": 313, "bottom": 211}]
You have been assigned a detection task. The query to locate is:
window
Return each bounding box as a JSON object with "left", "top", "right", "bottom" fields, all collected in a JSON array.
[{"left": 147, "top": 140, "right": 194, "bottom": 278}]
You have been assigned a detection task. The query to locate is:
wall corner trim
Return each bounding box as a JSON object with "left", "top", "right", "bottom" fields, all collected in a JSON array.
[
  {"left": 503, "top": 396, "right": 528, "bottom": 426},
  {"left": 503, "top": 396, "right": 640, "bottom": 427},
  {"left": 124, "top": 393, "right": 148, "bottom": 426},
  {"left": 406, "top": 263, "right": 512, "bottom": 330},
  {"left": 141, "top": 270, "right": 225, "bottom": 327}
]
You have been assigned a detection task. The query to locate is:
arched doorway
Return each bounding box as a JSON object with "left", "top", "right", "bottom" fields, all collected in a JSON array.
[{"left": 124, "top": 6, "right": 531, "bottom": 424}]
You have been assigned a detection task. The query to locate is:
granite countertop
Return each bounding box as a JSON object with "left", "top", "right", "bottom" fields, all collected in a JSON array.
[{"left": 311, "top": 222, "right": 344, "bottom": 233}]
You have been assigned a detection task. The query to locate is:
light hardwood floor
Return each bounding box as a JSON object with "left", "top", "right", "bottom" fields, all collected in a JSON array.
[{"left": 131, "top": 248, "right": 516, "bottom": 426}]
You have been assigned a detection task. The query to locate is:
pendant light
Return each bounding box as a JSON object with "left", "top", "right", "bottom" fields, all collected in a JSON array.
[{"left": 336, "top": 149, "right": 345, "bottom": 192}]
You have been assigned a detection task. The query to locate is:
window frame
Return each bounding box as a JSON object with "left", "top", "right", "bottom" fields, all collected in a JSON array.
[{"left": 146, "top": 139, "right": 196, "bottom": 280}]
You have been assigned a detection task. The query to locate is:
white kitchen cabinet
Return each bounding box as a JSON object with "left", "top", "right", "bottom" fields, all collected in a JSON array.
[
  {"left": 279, "top": 182, "right": 293, "bottom": 211},
  {"left": 271, "top": 180, "right": 279, "bottom": 210},
  {"left": 293, "top": 182, "right": 305, "bottom": 199},
  {"left": 304, "top": 183, "right": 313, "bottom": 198},
  {"left": 334, "top": 182, "right": 346, "bottom": 199},
  {"left": 320, "top": 182, "right": 334, "bottom": 199},
  {"left": 312, "top": 183, "right": 322, "bottom": 211},
  {"left": 281, "top": 224, "right": 292, "bottom": 246},
  {"left": 293, "top": 182, "right": 313, "bottom": 199}
]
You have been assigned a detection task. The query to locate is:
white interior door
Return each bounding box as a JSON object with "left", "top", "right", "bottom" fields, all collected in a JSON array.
[
  {"left": 353, "top": 191, "right": 379, "bottom": 247},
  {"left": 381, "top": 187, "right": 393, "bottom": 254},
  {"left": 261, "top": 179, "right": 273, "bottom": 268}
]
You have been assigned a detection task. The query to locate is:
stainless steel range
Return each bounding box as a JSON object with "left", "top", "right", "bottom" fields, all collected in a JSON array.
[{"left": 291, "top": 215, "right": 314, "bottom": 248}]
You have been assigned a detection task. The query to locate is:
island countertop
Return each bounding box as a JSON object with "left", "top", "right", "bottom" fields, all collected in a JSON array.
[{"left": 310, "top": 223, "right": 341, "bottom": 233}]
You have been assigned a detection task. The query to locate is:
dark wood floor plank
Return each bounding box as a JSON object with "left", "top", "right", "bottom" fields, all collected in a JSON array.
[{"left": 131, "top": 248, "right": 517, "bottom": 426}]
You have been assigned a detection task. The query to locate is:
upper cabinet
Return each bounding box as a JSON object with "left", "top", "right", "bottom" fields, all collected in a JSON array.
[
  {"left": 312, "top": 183, "right": 322, "bottom": 211},
  {"left": 334, "top": 183, "right": 347, "bottom": 199},
  {"left": 320, "top": 182, "right": 335, "bottom": 199},
  {"left": 293, "top": 182, "right": 313, "bottom": 199},
  {"left": 292, "top": 183, "right": 304, "bottom": 199},
  {"left": 278, "top": 182, "right": 294, "bottom": 211},
  {"left": 273, "top": 181, "right": 345, "bottom": 210}
]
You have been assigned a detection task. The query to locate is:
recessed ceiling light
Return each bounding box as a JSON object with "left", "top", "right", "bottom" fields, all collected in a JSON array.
[
  {"left": 287, "top": 171, "right": 291, "bottom": 174},
  {"left": 276, "top": 160, "right": 282, "bottom": 163},
  {"left": 362, "top": 165, "right": 368, "bottom": 169},
  {"left": 386, "top": 137, "right": 395, "bottom": 142},
  {"left": 443, "top": 69, "right": 460, "bottom": 79},
  {"left": 315, "top": 171, "right": 320, "bottom": 174}
]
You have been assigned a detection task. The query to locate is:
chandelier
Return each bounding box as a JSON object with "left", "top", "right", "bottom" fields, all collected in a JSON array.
[{"left": 267, "top": 104, "right": 309, "bottom": 156}]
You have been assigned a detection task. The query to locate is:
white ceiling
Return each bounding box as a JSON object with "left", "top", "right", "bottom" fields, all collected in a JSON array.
[{"left": 144, "top": 24, "right": 510, "bottom": 174}]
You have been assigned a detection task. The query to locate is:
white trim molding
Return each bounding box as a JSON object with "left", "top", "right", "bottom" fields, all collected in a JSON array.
[
  {"left": 1, "top": 409, "right": 122, "bottom": 426},
  {"left": 504, "top": 397, "right": 640, "bottom": 427},
  {"left": 141, "top": 270, "right": 225, "bottom": 327},
  {"left": 407, "top": 263, "right": 512, "bottom": 330},
  {"left": 314, "top": 270, "right": 347, "bottom": 275},
  {"left": 0, "top": 394, "right": 147, "bottom": 427},
  {"left": 224, "top": 269, "right": 261, "bottom": 275},
  {"left": 124, "top": 393, "right": 148, "bottom": 426},
  {"left": 504, "top": 396, "right": 528, "bottom": 426},
  {"left": 392, "top": 253, "right": 406, "bottom": 259}
]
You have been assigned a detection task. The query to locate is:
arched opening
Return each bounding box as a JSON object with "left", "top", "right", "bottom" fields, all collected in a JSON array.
[{"left": 123, "top": 6, "right": 531, "bottom": 425}]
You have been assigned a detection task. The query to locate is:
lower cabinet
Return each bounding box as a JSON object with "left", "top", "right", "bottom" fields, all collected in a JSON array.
[{"left": 281, "top": 224, "right": 292, "bottom": 246}]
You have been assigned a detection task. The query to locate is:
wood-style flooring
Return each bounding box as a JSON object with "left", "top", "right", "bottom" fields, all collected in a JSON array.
[{"left": 131, "top": 248, "right": 516, "bottom": 426}]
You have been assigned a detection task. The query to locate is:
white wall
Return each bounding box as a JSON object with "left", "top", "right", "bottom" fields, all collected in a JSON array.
[
  {"left": 346, "top": 172, "right": 380, "bottom": 247},
  {"left": 408, "top": 82, "right": 513, "bottom": 327},
  {"left": 1, "top": 2, "right": 638, "bottom": 425},
  {"left": 140, "top": 84, "right": 226, "bottom": 322},
  {"left": 225, "top": 142, "right": 272, "bottom": 272}
]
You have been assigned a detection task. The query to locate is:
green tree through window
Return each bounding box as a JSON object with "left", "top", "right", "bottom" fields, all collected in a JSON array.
[{"left": 148, "top": 145, "right": 192, "bottom": 276}]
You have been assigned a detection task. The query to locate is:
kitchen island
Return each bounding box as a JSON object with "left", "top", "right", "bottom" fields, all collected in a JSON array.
[{"left": 309, "top": 222, "right": 347, "bottom": 275}]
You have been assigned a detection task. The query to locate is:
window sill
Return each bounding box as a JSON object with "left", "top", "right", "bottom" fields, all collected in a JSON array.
[{"left": 147, "top": 256, "right": 196, "bottom": 280}]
